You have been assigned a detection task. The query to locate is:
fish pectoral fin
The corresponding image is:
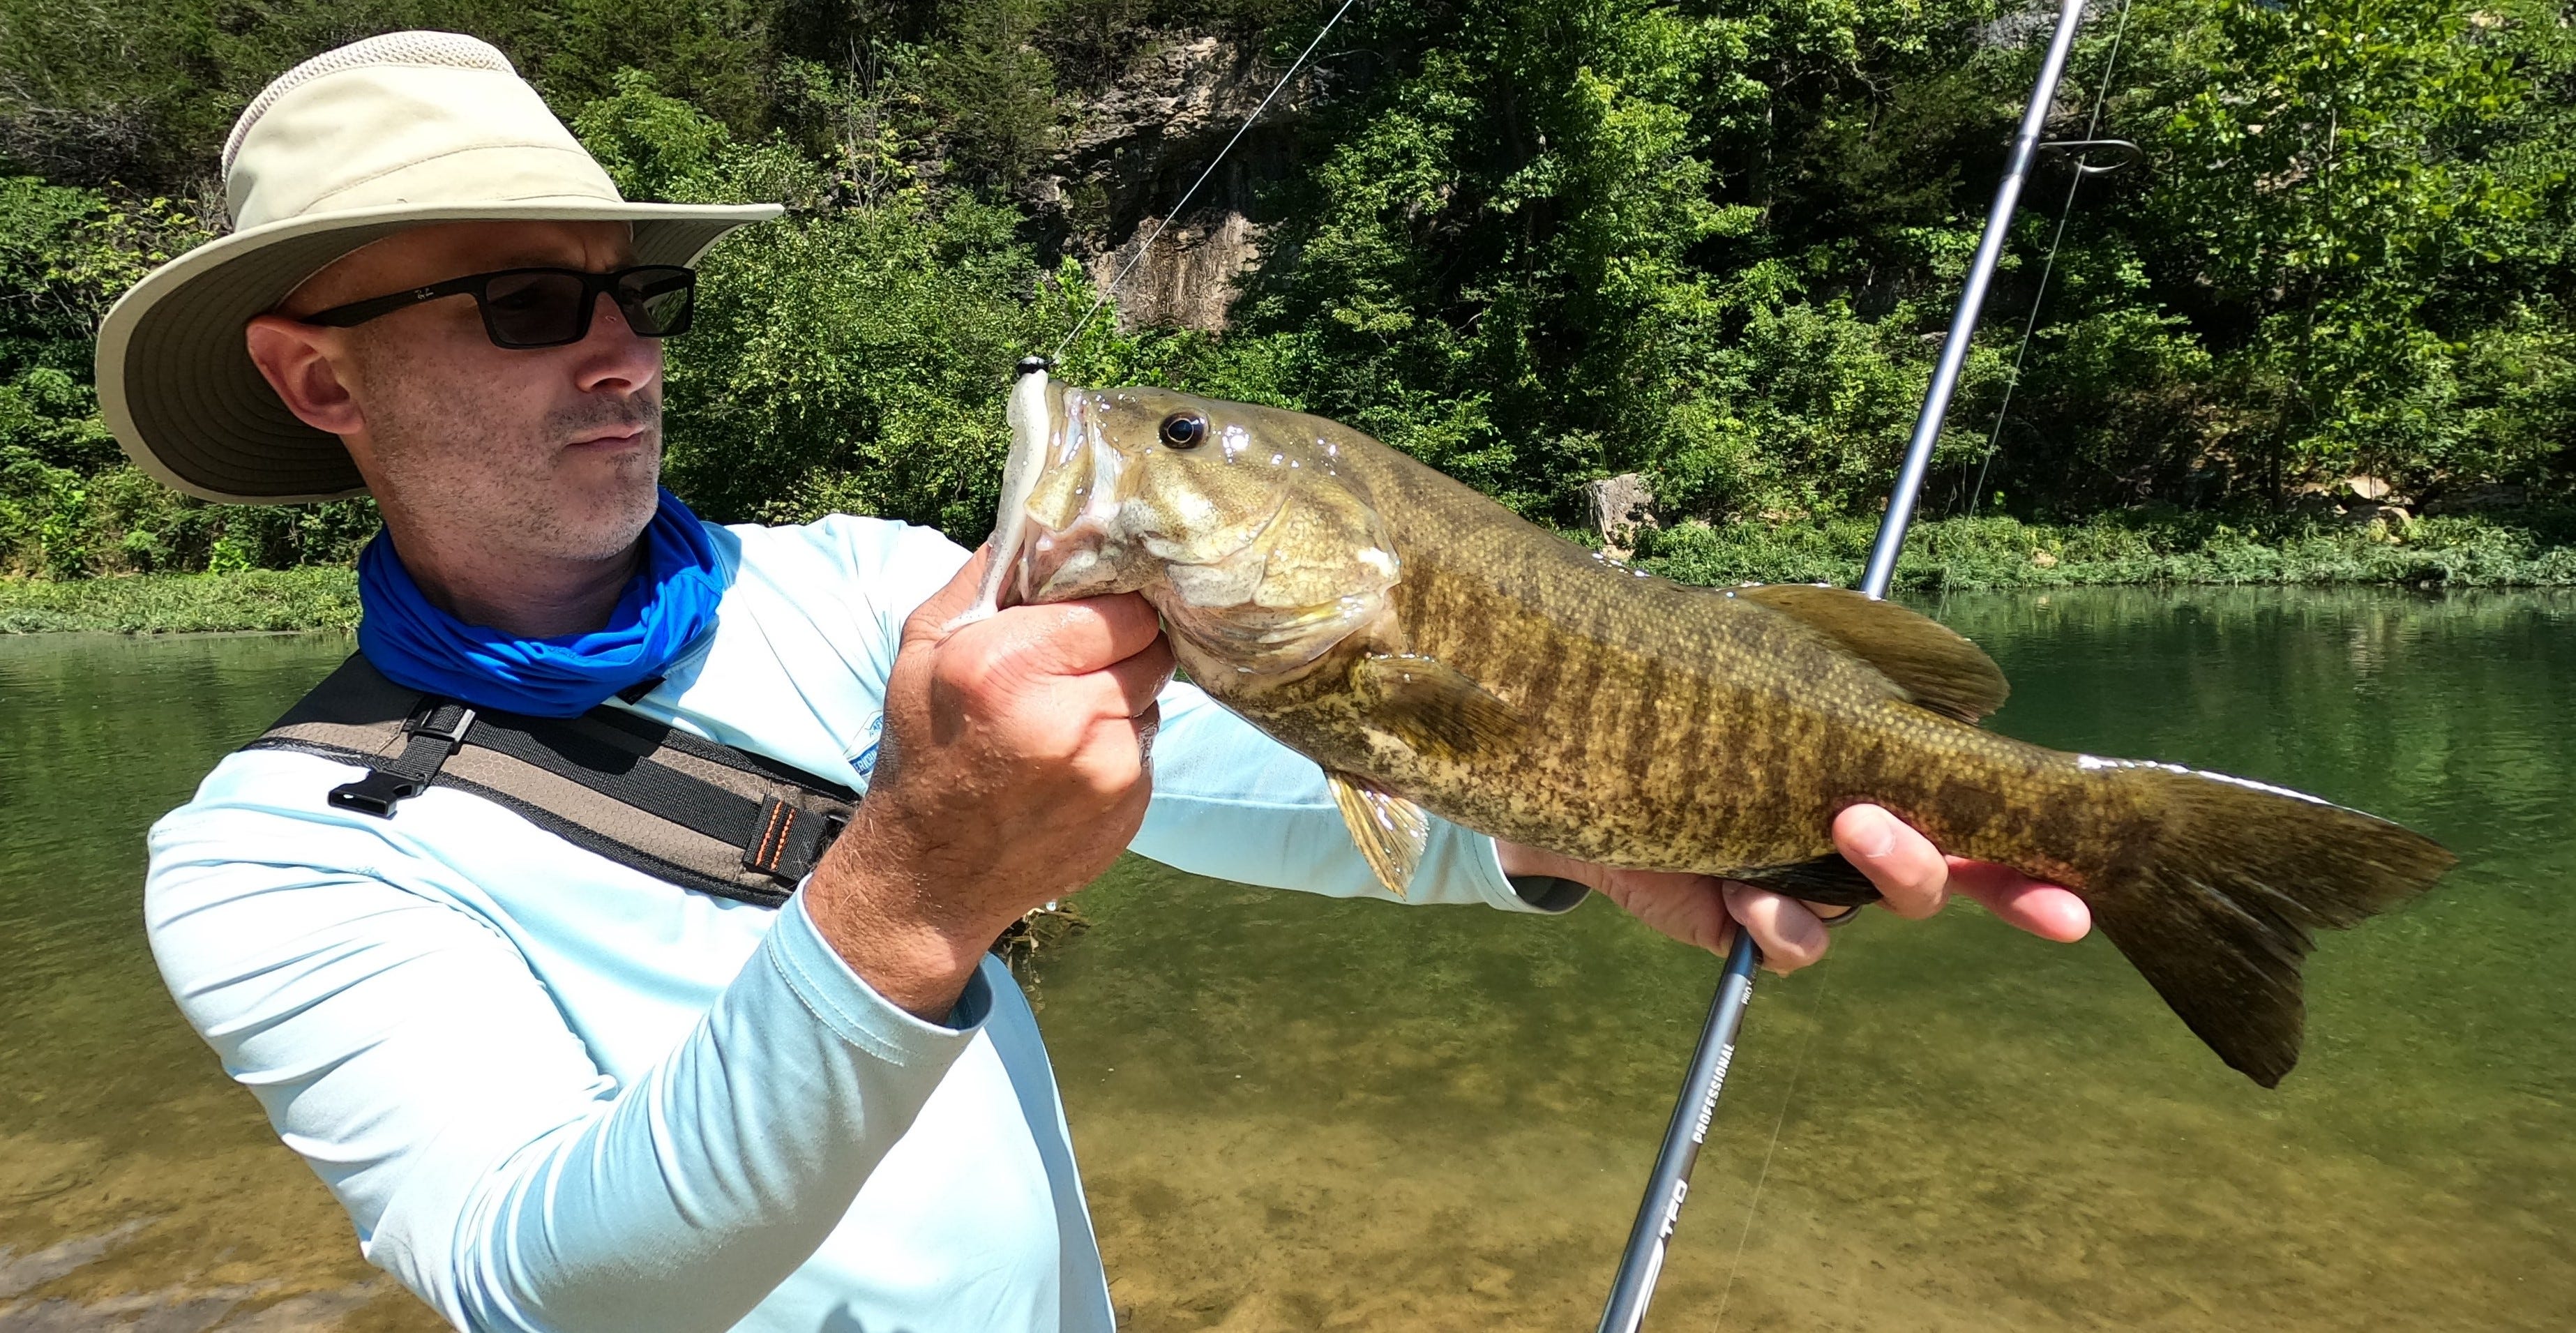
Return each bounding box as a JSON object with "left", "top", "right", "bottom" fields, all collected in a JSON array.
[
  {"left": 1734, "top": 583, "right": 2009, "bottom": 723},
  {"left": 1353, "top": 654, "right": 1525, "bottom": 762},
  {"left": 1731, "top": 854, "right": 1883, "bottom": 908},
  {"left": 1327, "top": 769, "right": 1431, "bottom": 899}
]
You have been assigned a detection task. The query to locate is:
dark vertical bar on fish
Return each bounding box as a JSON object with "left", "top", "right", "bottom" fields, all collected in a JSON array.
[{"left": 1604, "top": 3, "right": 2093, "bottom": 1326}]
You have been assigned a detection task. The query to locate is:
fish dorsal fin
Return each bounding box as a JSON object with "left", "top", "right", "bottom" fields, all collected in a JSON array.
[
  {"left": 1327, "top": 770, "right": 1430, "bottom": 898},
  {"left": 1734, "top": 584, "right": 2009, "bottom": 723},
  {"left": 1351, "top": 654, "right": 1525, "bottom": 761}
]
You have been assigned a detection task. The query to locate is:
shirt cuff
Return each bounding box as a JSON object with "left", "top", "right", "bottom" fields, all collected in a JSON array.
[
  {"left": 1431, "top": 824, "right": 1591, "bottom": 914},
  {"left": 766, "top": 887, "right": 993, "bottom": 1067}
]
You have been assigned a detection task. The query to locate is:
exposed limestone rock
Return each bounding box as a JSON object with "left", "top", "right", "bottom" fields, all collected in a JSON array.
[
  {"left": 1032, "top": 33, "right": 1331, "bottom": 332},
  {"left": 1083, "top": 193, "right": 1263, "bottom": 332},
  {"left": 1582, "top": 473, "right": 1657, "bottom": 557}
]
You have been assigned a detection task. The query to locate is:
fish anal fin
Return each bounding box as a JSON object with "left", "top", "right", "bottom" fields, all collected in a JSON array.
[
  {"left": 1732, "top": 854, "right": 1884, "bottom": 908},
  {"left": 1327, "top": 770, "right": 1430, "bottom": 898},
  {"left": 1353, "top": 654, "right": 1525, "bottom": 761},
  {"left": 1735, "top": 584, "right": 2009, "bottom": 723}
]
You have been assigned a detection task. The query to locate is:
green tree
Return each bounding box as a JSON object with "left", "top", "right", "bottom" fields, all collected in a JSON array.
[
  {"left": 2132, "top": 0, "right": 2573, "bottom": 498},
  {"left": 926, "top": 0, "right": 1060, "bottom": 189},
  {"left": 577, "top": 69, "right": 1102, "bottom": 537},
  {"left": 3, "top": 0, "right": 2573, "bottom": 583},
  {"left": 0, "top": 175, "right": 375, "bottom": 575}
]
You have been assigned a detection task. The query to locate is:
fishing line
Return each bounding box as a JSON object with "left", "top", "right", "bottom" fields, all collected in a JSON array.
[
  {"left": 1709, "top": 961, "right": 1830, "bottom": 1331},
  {"left": 1964, "top": 0, "right": 2137, "bottom": 515},
  {"left": 1051, "top": 0, "right": 1362, "bottom": 361}
]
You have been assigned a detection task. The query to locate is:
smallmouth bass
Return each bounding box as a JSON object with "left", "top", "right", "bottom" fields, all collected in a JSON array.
[{"left": 962, "top": 368, "right": 2453, "bottom": 1087}]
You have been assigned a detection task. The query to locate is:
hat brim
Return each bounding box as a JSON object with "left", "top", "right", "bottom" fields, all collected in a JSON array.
[{"left": 94, "top": 197, "right": 785, "bottom": 504}]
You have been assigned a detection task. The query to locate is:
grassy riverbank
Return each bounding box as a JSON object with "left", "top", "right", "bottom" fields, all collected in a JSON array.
[
  {"left": 0, "top": 566, "right": 359, "bottom": 633},
  {"left": 6, "top": 511, "right": 2571, "bottom": 633},
  {"left": 1635, "top": 509, "right": 2576, "bottom": 590}
]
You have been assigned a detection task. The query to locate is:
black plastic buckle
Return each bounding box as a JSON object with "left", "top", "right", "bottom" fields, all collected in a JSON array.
[
  {"left": 407, "top": 704, "right": 479, "bottom": 748},
  {"left": 329, "top": 769, "right": 425, "bottom": 817},
  {"left": 329, "top": 705, "right": 477, "bottom": 818}
]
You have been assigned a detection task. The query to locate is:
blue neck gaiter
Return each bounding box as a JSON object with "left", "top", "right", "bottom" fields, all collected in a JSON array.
[{"left": 356, "top": 488, "right": 729, "bottom": 717}]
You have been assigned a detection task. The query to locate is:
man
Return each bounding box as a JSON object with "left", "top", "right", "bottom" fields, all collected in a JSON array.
[{"left": 103, "top": 33, "right": 2088, "bottom": 1333}]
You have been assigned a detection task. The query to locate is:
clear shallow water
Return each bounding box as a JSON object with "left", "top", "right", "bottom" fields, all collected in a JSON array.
[
  {"left": 3, "top": 589, "right": 2570, "bottom": 1331},
  {"left": 0, "top": 635, "right": 425, "bottom": 1331}
]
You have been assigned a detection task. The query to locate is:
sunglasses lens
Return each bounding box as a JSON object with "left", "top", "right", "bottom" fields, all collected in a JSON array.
[
  {"left": 617, "top": 268, "right": 696, "bottom": 338},
  {"left": 481, "top": 271, "right": 590, "bottom": 347}
]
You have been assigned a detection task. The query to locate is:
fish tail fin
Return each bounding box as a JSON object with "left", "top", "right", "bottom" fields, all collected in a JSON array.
[{"left": 2077, "top": 760, "right": 2453, "bottom": 1087}]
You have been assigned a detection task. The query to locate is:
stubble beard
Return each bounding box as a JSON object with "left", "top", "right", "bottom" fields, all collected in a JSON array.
[{"left": 360, "top": 360, "right": 667, "bottom": 568}]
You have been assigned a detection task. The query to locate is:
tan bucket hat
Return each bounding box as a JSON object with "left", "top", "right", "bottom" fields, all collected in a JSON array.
[{"left": 93, "top": 31, "right": 783, "bottom": 504}]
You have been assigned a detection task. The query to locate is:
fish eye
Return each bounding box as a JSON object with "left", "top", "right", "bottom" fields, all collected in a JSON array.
[{"left": 1159, "top": 412, "right": 1209, "bottom": 451}]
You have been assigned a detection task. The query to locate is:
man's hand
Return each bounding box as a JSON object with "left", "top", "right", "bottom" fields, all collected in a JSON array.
[
  {"left": 1497, "top": 805, "right": 2092, "bottom": 975},
  {"left": 805, "top": 548, "right": 1173, "bottom": 1018}
]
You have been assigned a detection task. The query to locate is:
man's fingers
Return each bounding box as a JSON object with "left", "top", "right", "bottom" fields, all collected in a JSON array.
[
  {"left": 955, "top": 593, "right": 1164, "bottom": 679},
  {"left": 1948, "top": 858, "right": 2093, "bottom": 942},
  {"left": 1830, "top": 805, "right": 2090, "bottom": 940},
  {"left": 1833, "top": 804, "right": 1947, "bottom": 919},
  {"left": 1037, "top": 594, "right": 1165, "bottom": 673},
  {"left": 1104, "top": 635, "right": 1176, "bottom": 717},
  {"left": 1721, "top": 881, "right": 1830, "bottom": 974}
]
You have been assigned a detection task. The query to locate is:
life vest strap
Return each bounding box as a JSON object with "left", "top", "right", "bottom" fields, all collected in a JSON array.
[{"left": 244, "top": 654, "right": 857, "bottom": 910}]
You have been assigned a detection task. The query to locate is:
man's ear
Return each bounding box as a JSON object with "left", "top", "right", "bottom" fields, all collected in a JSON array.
[{"left": 244, "top": 315, "right": 365, "bottom": 436}]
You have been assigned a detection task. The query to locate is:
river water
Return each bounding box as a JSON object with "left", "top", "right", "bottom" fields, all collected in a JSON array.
[{"left": 1, "top": 588, "right": 2569, "bottom": 1331}]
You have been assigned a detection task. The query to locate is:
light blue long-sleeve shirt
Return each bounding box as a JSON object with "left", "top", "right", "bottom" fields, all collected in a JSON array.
[{"left": 144, "top": 516, "right": 1569, "bottom": 1333}]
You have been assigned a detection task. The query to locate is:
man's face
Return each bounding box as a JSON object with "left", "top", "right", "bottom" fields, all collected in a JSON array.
[{"left": 283, "top": 220, "right": 665, "bottom": 565}]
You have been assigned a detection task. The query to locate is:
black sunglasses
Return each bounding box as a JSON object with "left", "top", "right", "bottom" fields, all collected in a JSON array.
[{"left": 302, "top": 264, "right": 698, "bottom": 349}]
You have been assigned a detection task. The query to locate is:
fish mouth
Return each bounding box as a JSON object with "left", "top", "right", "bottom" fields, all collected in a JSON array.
[
  {"left": 952, "top": 366, "right": 1283, "bottom": 624},
  {"left": 1015, "top": 389, "right": 1293, "bottom": 607},
  {"left": 1014, "top": 385, "right": 1133, "bottom": 603},
  {"left": 954, "top": 368, "right": 1139, "bottom": 618}
]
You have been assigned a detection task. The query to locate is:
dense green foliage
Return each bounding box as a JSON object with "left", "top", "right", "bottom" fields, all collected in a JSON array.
[
  {"left": 1, "top": 0, "right": 2570, "bottom": 586},
  {"left": 0, "top": 175, "right": 381, "bottom": 575},
  {"left": 1187, "top": 0, "right": 2576, "bottom": 521}
]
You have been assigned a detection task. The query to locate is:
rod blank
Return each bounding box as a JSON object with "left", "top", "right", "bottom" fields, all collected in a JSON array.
[
  {"left": 1595, "top": 2, "right": 2093, "bottom": 1326},
  {"left": 1861, "top": 0, "right": 2093, "bottom": 601}
]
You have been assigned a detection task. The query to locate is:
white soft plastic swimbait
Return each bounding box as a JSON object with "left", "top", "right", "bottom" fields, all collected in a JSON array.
[{"left": 944, "top": 360, "right": 1056, "bottom": 632}]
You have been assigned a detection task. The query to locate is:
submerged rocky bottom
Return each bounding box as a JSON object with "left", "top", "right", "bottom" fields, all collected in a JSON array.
[{"left": 5, "top": 587, "right": 2571, "bottom": 1330}]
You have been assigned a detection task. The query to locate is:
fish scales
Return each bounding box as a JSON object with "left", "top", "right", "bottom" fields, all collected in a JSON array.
[
  {"left": 1337, "top": 453, "right": 2018, "bottom": 877},
  {"left": 986, "top": 375, "right": 2454, "bottom": 1085}
]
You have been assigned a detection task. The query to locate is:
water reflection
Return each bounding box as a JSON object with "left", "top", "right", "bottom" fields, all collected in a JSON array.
[{"left": 3, "top": 589, "right": 2570, "bottom": 1331}]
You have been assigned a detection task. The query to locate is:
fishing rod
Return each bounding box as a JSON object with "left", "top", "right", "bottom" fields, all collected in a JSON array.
[{"left": 1595, "top": 1, "right": 2095, "bottom": 1327}]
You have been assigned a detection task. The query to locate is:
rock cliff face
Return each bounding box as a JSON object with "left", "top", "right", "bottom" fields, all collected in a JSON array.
[{"left": 1030, "top": 33, "right": 1330, "bottom": 332}]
